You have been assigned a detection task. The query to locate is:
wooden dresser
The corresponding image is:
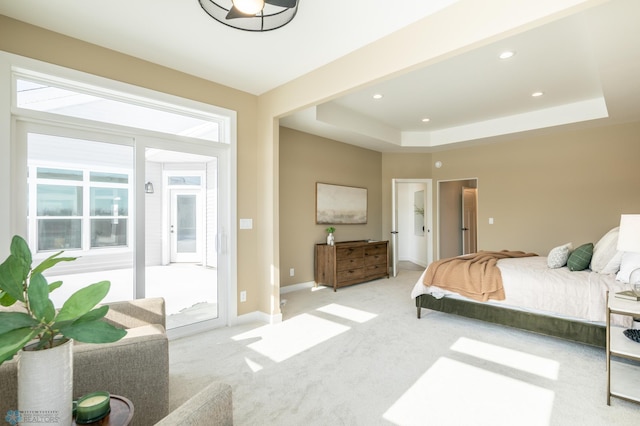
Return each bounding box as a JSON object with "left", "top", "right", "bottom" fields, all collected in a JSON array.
[{"left": 315, "top": 240, "right": 389, "bottom": 291}]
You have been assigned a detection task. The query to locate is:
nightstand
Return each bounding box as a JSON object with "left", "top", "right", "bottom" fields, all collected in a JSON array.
[{"left": 606, "top": 292, "right": 640, "bottom": 405}]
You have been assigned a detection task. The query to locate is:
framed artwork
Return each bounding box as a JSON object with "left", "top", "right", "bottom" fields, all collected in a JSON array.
[{"left": 316, "top": 182, "right": 367, "bottom": 224}]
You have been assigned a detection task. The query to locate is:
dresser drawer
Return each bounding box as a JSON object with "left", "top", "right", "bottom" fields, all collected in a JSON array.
[
  {"left": 365, "top": 263, "right": 387, "bottom": 277},
  {"left": 365, "top": 253, "right": 387, "bottom": 266},
  {"left": 337, "top": 268, "right": 365, "bottom": 283},
  {"left": 365, "top": 244, "right": 387, "bottom": 256},
  {"left": 337, "top": 257, "right": 364, "bottom": 271},
  {"left": 337, "top": 246, "right": 364, "bottom": 259}
]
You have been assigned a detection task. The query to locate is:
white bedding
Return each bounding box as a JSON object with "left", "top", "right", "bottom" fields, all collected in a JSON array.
[{"left": 411, "top": 255, "right": 632, "bottom": 326}]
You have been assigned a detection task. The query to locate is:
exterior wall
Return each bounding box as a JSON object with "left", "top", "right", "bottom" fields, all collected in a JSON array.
[{"left": 279, "top": 127, "right": 382, "bottom": 288}]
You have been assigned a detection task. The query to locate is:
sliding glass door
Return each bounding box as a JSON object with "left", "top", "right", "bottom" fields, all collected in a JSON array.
[
  {"left": 15, "top": 124, "right": 229, "bottom": 333},
  {"left": 10, "top": 67, "right": 233, "bottom": 334},
  {"left": 143, "top": 145, "right": 224, "bottom": 330}
]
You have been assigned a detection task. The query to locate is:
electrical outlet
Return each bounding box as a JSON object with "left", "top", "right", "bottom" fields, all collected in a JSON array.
[
  {"left": 240, "top": 291, "right": 246, "bottom": 302},
  {"left": 289, "top": 268, "right": 295, "bottom": 277}
]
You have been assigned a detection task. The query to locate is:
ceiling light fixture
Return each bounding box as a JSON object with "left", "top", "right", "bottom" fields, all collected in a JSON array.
[
  {"left": 499, "top": 50, "right": 515, "bottom": 60},
  {"left": 198, "top": 0, "right": 299, "bottom": 32},
  {"left": 373, "top": 94, "right": 383, "bottom": 100},
  {"left": 531, "top": 91, "right": 544, "bottom": 97},
  {"left": 421, "top": 118, "right": 430, "bottom": 122}
]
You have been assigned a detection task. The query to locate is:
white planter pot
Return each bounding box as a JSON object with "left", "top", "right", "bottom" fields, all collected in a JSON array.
[
  {"left": 18, "top": 339, "right": 73, "bottom": 426},
  {"left": 327, "top": 233, "right": 334, "bottom": 246}
]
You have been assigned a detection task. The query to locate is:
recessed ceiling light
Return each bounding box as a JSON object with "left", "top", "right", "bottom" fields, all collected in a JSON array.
[
  {"left": 372, "top": 94, "right": 383, "bottom": 100},
  {"left": 499, "top": 50, "right": 515, "bottom": 60},
  {"left": 531, "top": 91, "right": 544, "bottom": 97},
  {"left": 421, "top": 118, "right": 430, "bottom": 122}
]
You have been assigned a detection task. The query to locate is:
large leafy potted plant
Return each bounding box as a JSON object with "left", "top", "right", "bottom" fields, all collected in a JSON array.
[{"left": 0, "top": 235, "right": 127, "bottom": 424}]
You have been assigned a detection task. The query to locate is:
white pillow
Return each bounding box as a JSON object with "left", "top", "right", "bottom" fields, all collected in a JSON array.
[
  {"left": 547, "top": 243, "right": 572, "bottom": 268},
  {"left": 616, "top": 251, "right": 640, "bottom": 283},
  {"left": 590, "top": 227, "right": 623, "bottom": 274}
]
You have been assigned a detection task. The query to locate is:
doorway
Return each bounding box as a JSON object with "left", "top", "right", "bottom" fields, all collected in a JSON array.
[
  {"left": 438, "top": 179, "right": 478, "bottom": 259},
  {"left": 391, "top": 179, "right": 433, "bottom": 277}
]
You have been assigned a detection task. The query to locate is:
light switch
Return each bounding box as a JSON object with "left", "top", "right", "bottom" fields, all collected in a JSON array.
[
  {"left": 240, "top": 218, "right": 253, "bottom": 229},
  {"left": 489, "top": 218, "right": 494, "bottom": 225}
]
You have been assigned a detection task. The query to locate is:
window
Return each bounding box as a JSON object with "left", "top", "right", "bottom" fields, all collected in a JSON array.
[
  {"left": 28, "top": 134, "right": 133, "bottom": 253},
  {"left": 6, "top": 60, "right": 235, "bottom": 333},
  {"left": 16, "top": 78, "right": 225, "bottom": 143}
]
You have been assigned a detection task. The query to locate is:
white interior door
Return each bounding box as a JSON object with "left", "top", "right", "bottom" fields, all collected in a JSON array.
[{"left": 170, "top": 188, "right": 203, "bottom": 263}]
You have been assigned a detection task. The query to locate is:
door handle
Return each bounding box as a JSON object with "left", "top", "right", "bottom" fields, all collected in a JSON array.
[{"left": 461, "top": 227, "right": 469, "bottom": 231}]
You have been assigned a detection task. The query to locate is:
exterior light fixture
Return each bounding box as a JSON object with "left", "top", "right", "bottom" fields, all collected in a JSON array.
[{"left": 145, "top": 182, "right": 154, "bottom": 194}]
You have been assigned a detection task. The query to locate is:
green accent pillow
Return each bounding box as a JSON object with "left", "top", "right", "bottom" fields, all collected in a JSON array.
[{"left": 567, "top": 243, "right": 594, "bottom": 271}]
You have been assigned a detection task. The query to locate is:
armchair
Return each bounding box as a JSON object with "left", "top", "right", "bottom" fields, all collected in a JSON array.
[{"left": 0, "top": 297, "right": 169, "bottom": 426}]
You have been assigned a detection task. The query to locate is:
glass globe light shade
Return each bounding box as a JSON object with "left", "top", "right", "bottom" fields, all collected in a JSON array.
[{"left": 233, "top": 0, "right": 265, "bottom": 14}]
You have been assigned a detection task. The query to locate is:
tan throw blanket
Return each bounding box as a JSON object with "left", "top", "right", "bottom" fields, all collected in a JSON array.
[{"left": 422, "top": 250, "right": 537, "bottom": 302}]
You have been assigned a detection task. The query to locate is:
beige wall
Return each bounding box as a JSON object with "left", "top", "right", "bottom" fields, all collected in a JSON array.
[
  {"left": 0, "top": 15, "right": 261, "bottom": 315},
  {"left": 382, "top": 122, "right": 640, "bottom": 259},
  {"left": 283, "top": 120, "right": 640, "bottom": 288},
  {"left": 279, "top": 128, "right": 382, "bottom": 287}
]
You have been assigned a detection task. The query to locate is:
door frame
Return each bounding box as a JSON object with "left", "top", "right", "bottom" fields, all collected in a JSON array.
[
  {"left": 437, "top": 178, "right": 478, "bottom": 260},
  {"left": 391, "top": 178, "right": 433, "bottom": 277},
  {"left": 461, "top": 187, "right": 478, "bottom": 254},
  {"left": 4, "top": 52, "right": 238, "bottom": 336}
]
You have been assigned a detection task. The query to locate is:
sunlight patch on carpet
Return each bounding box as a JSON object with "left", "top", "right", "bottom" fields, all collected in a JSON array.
[
  {"left": 316, "top": 303, "right": 377, "bottom": 323},
  {"left": 383, "top": 357, "right": 554, "bottom": 426},
  {"left": 232, "top": 313, "right": 350, "bottom": 362},
  {"left": 451, "top": 337, "right": 559, "bottom": 380},
  {"left": 244, "top": 357, "right": 263, "bottom": 372}
]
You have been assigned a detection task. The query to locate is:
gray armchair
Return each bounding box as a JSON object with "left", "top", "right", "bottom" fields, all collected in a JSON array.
[
  {"left": 0, "top": 297, "right": 169, "bottom": 426},
  {"left": 155, "top": 382, "right": 233, "bottom": 426}
]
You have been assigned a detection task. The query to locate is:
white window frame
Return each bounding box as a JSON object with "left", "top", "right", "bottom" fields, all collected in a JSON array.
[
  {"left": 29, "top": 162, "right": 134, "bottom": 254},
  {"left": 0, "top": 51, "right": 238, "bottom": 332}
]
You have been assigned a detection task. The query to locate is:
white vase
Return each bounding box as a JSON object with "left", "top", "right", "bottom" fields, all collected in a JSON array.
[
  {"left": 18, "top": 339, "right": 73, "bottom": 426},
  {"left": 327, "top": 233, "right": 334, "bottom": 246}
]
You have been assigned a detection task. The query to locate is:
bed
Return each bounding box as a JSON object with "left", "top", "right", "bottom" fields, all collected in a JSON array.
[{"left": 411, "top": 236, "right": 635, "bottom": 347}]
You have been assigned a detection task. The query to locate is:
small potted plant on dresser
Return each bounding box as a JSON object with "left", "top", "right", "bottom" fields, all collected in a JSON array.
[
  {"left": 0, "top": 235, "right": 127, "bottom": 425},
  {"left": 326, "top": 227, "right": 335, "bottom": 246}
]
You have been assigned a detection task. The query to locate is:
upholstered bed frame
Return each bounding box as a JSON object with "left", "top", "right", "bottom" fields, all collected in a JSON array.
[{"left": 415, "top": 293, "right": 606, "bottom": 347}]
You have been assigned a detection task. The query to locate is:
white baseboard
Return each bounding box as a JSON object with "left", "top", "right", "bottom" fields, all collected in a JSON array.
[
  {"left": 399, "top": 257, "right": 428, "bottom": 268},
  {"left": 226, "top": 281, "right": 316, "bottom": 327},
  {"left": 235, "top": 310, "right": 282, "bottom": 325},
  {"left": 280, "top": 281, "right": 315, "bottom": 294}
]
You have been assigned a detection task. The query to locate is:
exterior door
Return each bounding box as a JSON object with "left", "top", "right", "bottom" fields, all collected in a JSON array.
[{"left": 170, "top": 189, "right": 203, "bottom": 263}]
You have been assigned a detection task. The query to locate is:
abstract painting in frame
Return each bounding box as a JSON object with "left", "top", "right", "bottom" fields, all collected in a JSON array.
[{"left": 316, "top": 182, "right": 367, "bottom": 224}]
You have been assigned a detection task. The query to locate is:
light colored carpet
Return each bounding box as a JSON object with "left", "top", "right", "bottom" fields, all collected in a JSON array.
[{"left": 167, "top": 269, "right": 640, "bottom": 425}]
